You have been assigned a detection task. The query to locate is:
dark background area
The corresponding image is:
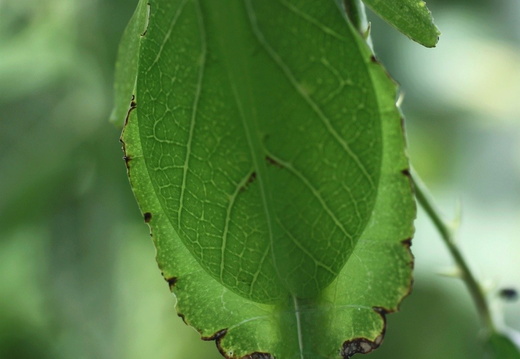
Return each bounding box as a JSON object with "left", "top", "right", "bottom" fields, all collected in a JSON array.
[{"left": 1, "top": 0, "right": 519, "bottom": 358}]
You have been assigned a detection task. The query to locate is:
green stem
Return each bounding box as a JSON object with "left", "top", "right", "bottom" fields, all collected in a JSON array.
[
  {"left": 411, "top": 170, "right": 496, "bottom": 333},
  {"left": 344, "top": 0, "right": 365, "bottom": 34},
  {"left": 343, "top": 0, "right": 373, "bottom": 50}
]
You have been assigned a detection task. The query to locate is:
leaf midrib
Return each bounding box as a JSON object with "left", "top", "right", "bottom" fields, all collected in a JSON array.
[{"left": 201, "top": 0, "right": 280, "bottom": 286}]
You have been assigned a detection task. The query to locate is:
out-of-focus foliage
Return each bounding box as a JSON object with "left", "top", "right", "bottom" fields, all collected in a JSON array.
[{"left": 0, "top": 0, "right": 518, "bottom": 358}]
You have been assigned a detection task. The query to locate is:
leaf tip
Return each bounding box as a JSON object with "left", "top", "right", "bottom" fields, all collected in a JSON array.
[{"left": 421, "top": 28, "right": 441, "bottom": 48}]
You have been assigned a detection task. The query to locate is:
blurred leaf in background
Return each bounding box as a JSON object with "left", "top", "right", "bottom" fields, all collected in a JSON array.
[{"left": 0, "top": 0, "right": 519, "bottom": 358}]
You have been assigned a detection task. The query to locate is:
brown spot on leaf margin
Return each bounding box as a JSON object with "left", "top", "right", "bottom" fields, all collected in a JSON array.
[
  {"left": 177, "top": 312, "right": 188, "bottom": 325},
  {"left": 241, "top": 353, "right": 275, "bottom": 359},
  {"left": 120, "top": 95, "right": 138, "bottom": 172},
  {"left": 124, "top": 95, "right": 137, "bottom": 126},
  {"left": 341, "top": 246, "right": 415, "bottom": 359},
  {"left": 341, "top": 335, "right": 384, "bottom": 358},
  {"left": 200, "top": 327, "right": 276, "bottom": 359},
  {"left": 166, "top": 277, "right": 178, "bottom": 290},
  {"left": 341, "top": 307, "right": 386, "bottom": 358},
  {"left": 141, "top": 2, "right": 151, "bottom": 36},
  {"left": 202, "top": 328, "right": 228, "bottom": 342},
  {"left": 400, "top": 168, "right": 411, "bottom": 178},
  {"left": 143, "top": 212, "right": 152, "bottom": 223},
  {"left": 401, "top": 237, "right": 412, "bottom": 248}
]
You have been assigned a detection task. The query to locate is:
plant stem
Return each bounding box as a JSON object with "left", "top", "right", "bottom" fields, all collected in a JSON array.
[
  {"left": 411, "top": 170, "right": 496, "bottom": 333},
  {"left": 343, "top": 0, "right": 373, "bottom": 50},
  {"left": 344, "top": 0, "right": 365, "bottom": 34}
]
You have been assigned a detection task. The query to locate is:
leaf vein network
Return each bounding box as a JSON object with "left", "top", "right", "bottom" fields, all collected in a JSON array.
[
  {"left": 220, "top": 170, "right": 256, "bottom": 283},
  {"left": 244, "top": 0, "right": 375, "bottom": 188},
  {"left": 177, "top": 0, "right": 207, "bottom": 229},
  {"left": 265, "top": 151, "right": 354, "bottom": 244},
  {"left": 146, "top": 0, "right": 189, "bottom": 72}
]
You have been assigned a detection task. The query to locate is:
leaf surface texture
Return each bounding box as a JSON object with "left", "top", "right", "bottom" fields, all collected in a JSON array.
[
  {"left": 362, "top": 0, "right": 440, "bottom": 47},
  {"left": 117, "top": 0, "right": 415, "bottom": 357}
]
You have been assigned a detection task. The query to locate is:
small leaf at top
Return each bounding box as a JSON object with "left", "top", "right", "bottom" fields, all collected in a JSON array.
[{"left": 361, "top": 0, "right": 440, "bottom": 47}]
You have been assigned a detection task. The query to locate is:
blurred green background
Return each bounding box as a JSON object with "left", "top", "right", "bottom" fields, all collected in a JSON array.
[{"left": 1, "top": 0, "right": 519, "bottom": 358}]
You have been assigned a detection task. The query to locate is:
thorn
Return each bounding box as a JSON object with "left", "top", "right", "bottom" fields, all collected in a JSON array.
[
  {"left": 437, "top": 266, "right": 462, "bottom": 278},
  {"left": 449, "top": 198, "right": 463, "bottom": 233},
  {"left": 396, "top": 90, "right": 405, "bottom": 108},
  {"left": 363, "top": 22, "right": 371, "bottom": 40}
]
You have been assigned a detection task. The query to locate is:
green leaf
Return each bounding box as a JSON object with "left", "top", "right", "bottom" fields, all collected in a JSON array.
[
  {"left": 110, "top": 0, "right": 149, "bottom": 126},
  {"left": 486, "top": 332, "right": 520, "bottom": 359},
  {"left": 119, "top": 0, "right": 415, "bottom": 357},
  {"left": 361, "top": 0, "right": 440, "bottom": 47}
]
